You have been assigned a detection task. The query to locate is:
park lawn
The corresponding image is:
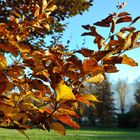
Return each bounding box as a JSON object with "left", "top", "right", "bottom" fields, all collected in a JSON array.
[{"left": 0, "top": 127, "right": 140, "bottom": 140}]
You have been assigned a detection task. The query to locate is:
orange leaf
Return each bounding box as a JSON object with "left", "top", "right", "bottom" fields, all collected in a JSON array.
[
  {"left": 49, "top": 122, "right": 66, "bottom": 135},
  {"left": 122, "top": 55, "right": 138, "bottom": 66},
  {"left": 82, "top": 59, "right": 98, "bottom": 73},
  {"left": 76, "top": 94, "right": 94, "bottom": 106},
  {"left": 118, "top": 12, "right": 130, "bottom": 17},
  {"left": 0, "top": 55, "right": 7, "bottom": 69},
  {"left": 56, "top": 115, "right": 80, "bottom": 129}
]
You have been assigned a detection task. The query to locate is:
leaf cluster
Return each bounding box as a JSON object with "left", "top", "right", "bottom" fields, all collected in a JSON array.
[{"left": 0, "top": 0, "right": 140, "bottom": 137}]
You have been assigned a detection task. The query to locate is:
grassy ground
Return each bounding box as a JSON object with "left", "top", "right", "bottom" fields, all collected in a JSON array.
[{"left": 0, "top": 127, "right": 140, "bottom": 140}]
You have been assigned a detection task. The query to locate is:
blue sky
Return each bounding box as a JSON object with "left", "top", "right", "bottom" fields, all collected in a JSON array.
[{"left": 62, "top": 0, "right": 140, "bottom": 83}]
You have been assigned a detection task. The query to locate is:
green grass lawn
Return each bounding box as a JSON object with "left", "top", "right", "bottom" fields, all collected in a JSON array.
[{"left": 0, "top": 127, "right": 140, "bottom": 140}]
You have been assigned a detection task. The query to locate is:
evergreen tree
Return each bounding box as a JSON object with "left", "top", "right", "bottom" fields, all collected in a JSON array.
[{"left": 93, "top": 78, "right": 116, "bottom": 127}]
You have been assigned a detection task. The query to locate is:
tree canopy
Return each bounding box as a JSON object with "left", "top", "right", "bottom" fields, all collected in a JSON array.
[{"left": 0, "top": 0, "right": 140, "bottom": 137}]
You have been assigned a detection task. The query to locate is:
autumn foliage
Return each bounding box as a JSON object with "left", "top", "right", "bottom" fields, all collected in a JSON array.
[{"left": 0, "top": 0, "right": 140, "bottom": 137}]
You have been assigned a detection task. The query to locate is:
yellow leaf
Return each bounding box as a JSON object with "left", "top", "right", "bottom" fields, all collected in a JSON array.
[
  {"left": 34, "top": 4, "right": 40, "bottom": 17},
  {"left": 81, "top": 93, "right": 99, "bottom": 102},
  {"left": 49, "top": 122, "right": 66, "bottom": 135},
  {"left": 123, "top": 32, "right": 133, "bottom": 50},
  {"left": 84, "top": 73, "right": 104, "bottom": 84},
  {"left": 56, "top": 82, "right": 76, "bottom": 102},
  {"left": 0, "top": 55, "right": 7, "bottom": 69},
  {"left": 42, "top": 0, "right": 48, "bottom": 12}
]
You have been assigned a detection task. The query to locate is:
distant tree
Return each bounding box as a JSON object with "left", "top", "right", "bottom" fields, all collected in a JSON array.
[
  {"left": 93, "top": 78, "right": 116, "bottom": 127},
  {"left": 79, "top": 77, "right": 116, "bottom": 127},
  {"left": 130, "top": 80, "right": 140, "bottom": 125},
  {"left": 115, "top": 79, "right": 129, "bottom": 114}
]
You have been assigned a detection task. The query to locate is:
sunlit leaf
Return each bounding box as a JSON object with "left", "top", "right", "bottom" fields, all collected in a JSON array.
[
  {"left": 122, "top": 55, "right": 138, "bottom": 66},
  {"left": 76, "top": 94, "right": 94, "bottom": 106},
  {"left": 55, "top": 82, "right": 76, "bottom": 102},
  {"left": 0, "top": 55, "right": 7, "bottom": 69},
  {"left": 34, "top": 4, "right": 40, "bottom": 17},
  {"left": 80, "top": 93, "right": 99, "bottom": 102},
  {"left": 42, "top": 0, "right": 48, "bottom": 12},
  {"left": 84, "top": 73, "right": 105, "bottom": 84},
  {"left": 56, "top": 115, "right": 80, "bottom": 129}
]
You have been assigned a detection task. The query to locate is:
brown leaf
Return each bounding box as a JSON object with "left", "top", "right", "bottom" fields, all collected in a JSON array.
[
  {"left": 92, "top": 50, "right": 111, "bottom": 62},
  {"left": 104, "top": 65, "right": 119, "bottom": 73},
  {"left": 81, "top": 26, "right": 96, "bottom": 36},
  {"left": 67, "top": 55, "right": 82, "bottom": 70},
  {"left": 49, "top": 122, "right": 66, "bottom": 135},
  {"left": 0, "top": 44, "right": 18, "bottom": 55},
  {"left": 103, "top": 55, "right": 138, "bottom": 66},
  {"left": 94, "top": 35, "right": 104, "bottom": 50},
  {"left": 62, "top": 71, "right": 79, "bottom": 81},
  {"left": 76, "top": 48, "right": 95, "bottom": 57},
  {"left": 130, "top": 16, "right": 140, "bottom": 26},
  {"left": 94, "top": 15, "right": 115, "bottom": 27},
  {"left": 103, "top": 56, "right": 122, "bottom": 65},
  {"left": 111, "top": 20, "right": 116, "bottom": 33},
  {"left": 116, "top": 16, "right": 132, "bottom": 24},
  {"left": 82, "top": 59, "right": 98, "bottom": 73},
  {"left": 118, "top": 12, "right": 130, "bottom": 17},
  {"left": 120, "top": 27, "right": 136, "bottom": 32}
]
